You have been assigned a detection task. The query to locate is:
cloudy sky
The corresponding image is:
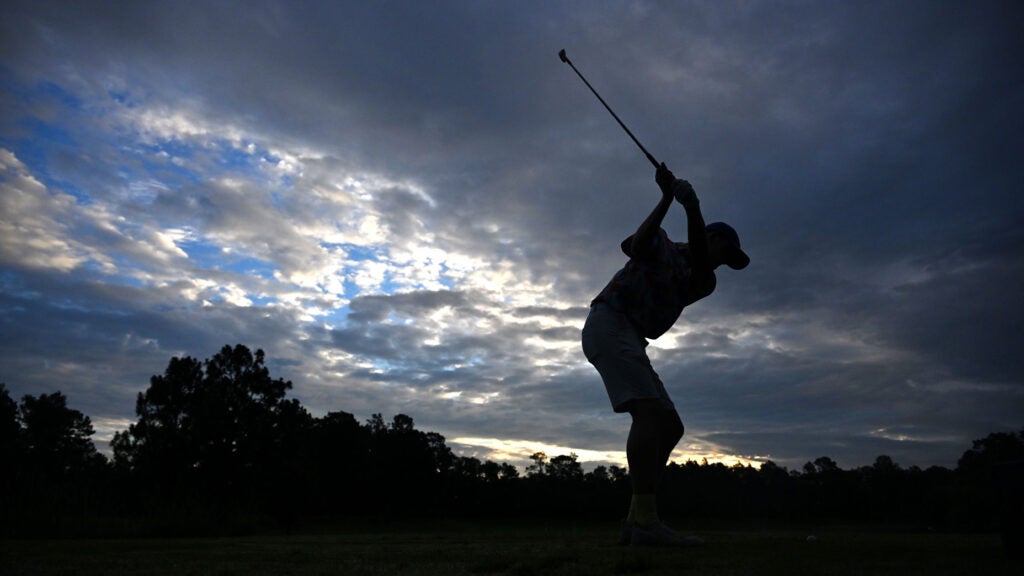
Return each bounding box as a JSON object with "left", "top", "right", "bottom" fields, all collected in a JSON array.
[{"left": 2, "top": 0, "right": 1021, "bottom": 471}]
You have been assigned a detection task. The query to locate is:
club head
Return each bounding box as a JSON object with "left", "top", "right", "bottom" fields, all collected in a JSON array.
[{"left": 558, "top": 49, "right": 568, "bottom": 63}]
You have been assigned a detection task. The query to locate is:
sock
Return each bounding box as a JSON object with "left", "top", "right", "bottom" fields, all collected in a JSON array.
[{"left": 629, "top": 494, "right": 659, "bottom": 527}]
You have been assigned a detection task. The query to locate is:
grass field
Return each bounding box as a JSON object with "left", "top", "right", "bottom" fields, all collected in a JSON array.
[{"left": 1, "top": 521, "right": 1014, "bottom": 576}]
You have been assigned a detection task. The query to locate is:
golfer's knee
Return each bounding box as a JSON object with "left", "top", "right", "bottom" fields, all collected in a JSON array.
[
  {"left": 627, "top": 399, "right": 660, "bottom": 421},
  {"left": 664, "top": 411, "right": 684, "bottom": 443}
]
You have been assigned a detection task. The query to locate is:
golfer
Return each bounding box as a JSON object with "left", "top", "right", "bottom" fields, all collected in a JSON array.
[{"left": 582, "top": 163, "right": 749, "bottom": 546}]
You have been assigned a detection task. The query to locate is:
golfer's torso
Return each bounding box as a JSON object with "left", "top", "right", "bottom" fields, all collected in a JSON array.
[{"left": 598, "top": 246, "right": 693, "bottom": 339}]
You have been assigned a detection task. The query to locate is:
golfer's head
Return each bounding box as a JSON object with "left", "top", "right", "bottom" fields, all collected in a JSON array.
[{"left": 706, "top": 222, "right": 749, "bottom": 270}]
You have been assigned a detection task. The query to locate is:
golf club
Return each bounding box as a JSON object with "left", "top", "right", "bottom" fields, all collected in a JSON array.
[{"left": 559, "top": 48, "right": 659, "bottom": 168}]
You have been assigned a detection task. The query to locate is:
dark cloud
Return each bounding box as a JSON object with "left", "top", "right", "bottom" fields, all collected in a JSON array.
[{"left": 346, "top": 290, "right": 469, "bottom": 323}]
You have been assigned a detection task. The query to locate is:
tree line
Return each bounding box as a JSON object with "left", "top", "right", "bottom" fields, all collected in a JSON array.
[{"left": 2, "top": 344, "right": 1022, "bottom": 538}]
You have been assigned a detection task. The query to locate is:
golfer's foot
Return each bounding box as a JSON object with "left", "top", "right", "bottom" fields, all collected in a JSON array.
[
  {"left": 618, "top": 520, "right": 631, "bottom": 546},
  {"left": 679, "top": 534, "right": 706, "bottom": 546},
  {"left": 629, "top": 523, "right": 705, "bottom": 547}
]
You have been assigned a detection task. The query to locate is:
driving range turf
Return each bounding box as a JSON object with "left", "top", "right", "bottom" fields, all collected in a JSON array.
[{"left": 1, "top": 520, "right": 1013, "bottom": 575}]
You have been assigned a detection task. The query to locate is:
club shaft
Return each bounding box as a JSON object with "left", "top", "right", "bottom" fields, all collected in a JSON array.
[{"left": 561, "top": 53, "right": 659, "bottom": 168}]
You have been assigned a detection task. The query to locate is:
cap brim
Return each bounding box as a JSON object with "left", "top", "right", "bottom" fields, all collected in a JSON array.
[
  {"left": 620, "top": 235, "right": 635, "bottom": 257},
  {"left": 728, "top": 248, "right": 750, "bottom": 270}
]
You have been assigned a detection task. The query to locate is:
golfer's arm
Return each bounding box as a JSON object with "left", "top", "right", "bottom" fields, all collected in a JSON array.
[
  {"left": 631, "top": 193, "right": 673, "bottom": 257},
  {"left": 682, "top": 197, "right": 711, "bottom": 274}
]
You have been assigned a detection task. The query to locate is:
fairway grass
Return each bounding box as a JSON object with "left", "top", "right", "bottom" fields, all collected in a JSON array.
[{"left": 1, "top": 521, "right": 1013, "bottom": 576}]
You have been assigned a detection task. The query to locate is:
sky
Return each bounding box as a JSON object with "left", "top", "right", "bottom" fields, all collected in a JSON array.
[{"left": 1, "top": 0, "right": 1022, "bottom": 472}]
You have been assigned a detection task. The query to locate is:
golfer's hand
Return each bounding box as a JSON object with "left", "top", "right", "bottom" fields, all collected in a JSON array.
[
  {"left": 656, "top": 163, "right": 675, "bottom": 195},
  {"left": 672, "top": 179, "right": 698, "bottom": 207}
]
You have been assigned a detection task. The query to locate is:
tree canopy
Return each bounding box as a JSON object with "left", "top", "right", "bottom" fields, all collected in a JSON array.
[{"left": 2, "top": 346, "right": 1021, "bottom": 538}]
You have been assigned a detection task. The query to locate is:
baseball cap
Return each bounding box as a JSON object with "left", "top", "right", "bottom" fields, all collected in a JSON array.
[{"left": 706, "top": 222, "right": 750, "bottom": 270}]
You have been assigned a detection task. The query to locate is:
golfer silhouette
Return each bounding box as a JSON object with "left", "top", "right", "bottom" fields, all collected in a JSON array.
[{"left": 582, "top": 162, "right": 749, "bottom": 546}]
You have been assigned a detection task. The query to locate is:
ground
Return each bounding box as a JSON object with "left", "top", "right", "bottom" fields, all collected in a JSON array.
[{"left": 1, "top": 520, "right": 1015, "bottom": 575}]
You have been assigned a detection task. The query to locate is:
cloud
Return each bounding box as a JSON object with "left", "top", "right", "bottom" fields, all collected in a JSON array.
[{"left": 0, "top": 149, "right": 89, "bottom": 271}]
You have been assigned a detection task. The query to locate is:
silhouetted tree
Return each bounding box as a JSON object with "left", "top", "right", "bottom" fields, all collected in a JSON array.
[
  {"left": 3, "top": 390, "right": 108, "bottom": 535},
  {"left": 797, "top": 456, "right": 857, "bottom": 520},
  {"left": 453, "top": 455, "right": 483, "bottom": 480},
  {"left": 526, "top": 452, "right": 547, "bottom": 477},
  {"left": 587, "top": 465, "right": 609, "bottom": 484},
  {"left": 363, "top": 413, "right": 453, "bottom": 513},
  {"left": 19, "top": 391, "right": 105, "bottom": 478},
  {"left": 0, "top": 384, "right": 17, "bottom": 452},
  {"left": 548, "top": 453, "right": 584, "bottom": 482},
  {"left": 9, "top": 344, "right": 1019, "bottom": 537},
  {"left": 499, "top": 462, "right": 519, "bottom": 480},
  {"left": 608, "top": 465, "right": 628, "bottom": 484},
  {"left": 0, "top": 384, "right": 20, "bottom": 530},
  {"left": 860, "top": 455, "right": 905, "bottom": 522},
  {"left": 304, "top": 410, "right": 370, "bottom": 514},
  {"left": 112, "top": 344, "right": 311, "bottom": 521},
  {"left": 959, "top": 430, "right": 1024, "bottom": 470},
  {"left": 756, "top": 460, "right": 795, "bottom": 519},
  {"left": 111, "top": 355, "right": 203, "bottom": 484},
  {"left": 481, "top": 459, "right": 501, "bottom": 483},
  {"left": 955, "top": 430, "right": 1024, "bottom": 532},
  {"left": 0, "top": 384, "right": 19, "bottom": 484}
]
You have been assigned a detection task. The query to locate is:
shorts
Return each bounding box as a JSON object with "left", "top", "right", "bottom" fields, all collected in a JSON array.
[{"left": 582, "top": 302, "right": 674, "bottom": 413}]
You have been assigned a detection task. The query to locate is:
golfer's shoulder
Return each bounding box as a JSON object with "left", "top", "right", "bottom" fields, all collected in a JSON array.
[
  {"left": 623, "top": 228, "right": 671, "bottom": 260},
  {"left": 702, "top": 271, "right": 717, "bottom": 294},
  {"left": 686, "top": 270, "right": 716, "bottom": 303}
]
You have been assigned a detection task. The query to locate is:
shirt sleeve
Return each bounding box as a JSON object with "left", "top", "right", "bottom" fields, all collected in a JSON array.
[{"left": 621, "top": 229, "right": 668, "bottom": 260}]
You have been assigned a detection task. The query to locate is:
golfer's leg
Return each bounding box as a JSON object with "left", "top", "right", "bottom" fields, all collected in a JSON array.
[
  {"left": 627, "top": 399, "right": 663, "bottom": 495},
  {"left": 634, "top": 403, "right": 683, "bottom": 489},
  {"left": 657, "top": 408, "right": 684, "bottom": 472},
  {"left": 626, "top": 399, "right": 668, "bottom": 527}
]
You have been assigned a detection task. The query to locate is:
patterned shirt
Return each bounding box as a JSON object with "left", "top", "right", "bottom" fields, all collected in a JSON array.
[{"left": 593, "top": 227, "right": 716, "bottom": 340}]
